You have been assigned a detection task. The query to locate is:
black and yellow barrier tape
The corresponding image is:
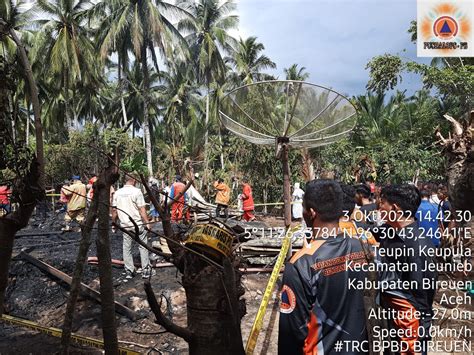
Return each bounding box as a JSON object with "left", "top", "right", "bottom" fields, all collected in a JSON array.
[
  {"left": 1, "top": 314, "right": 140, "bottom": 355},
  {"left": 245, "top": 224, "right": 300, "bottom": 354}
]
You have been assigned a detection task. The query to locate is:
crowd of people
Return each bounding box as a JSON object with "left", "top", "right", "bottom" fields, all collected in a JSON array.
[
  {"left": 2, "top": 173, "right": 457, "bottom": 353},
  {"left": 51, "top": 173, "right": 257, "bottom": 281},
  {"left": 279, "top": 179, "right": 454, "bottom": 354}
]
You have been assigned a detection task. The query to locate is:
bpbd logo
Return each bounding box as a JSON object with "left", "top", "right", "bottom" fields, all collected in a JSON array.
[
  {"left": 418, "top": 1, "right": 472, "bottom": 54},
  {"left": 433, "top": 16, "right": 458, "bottom": 40}
]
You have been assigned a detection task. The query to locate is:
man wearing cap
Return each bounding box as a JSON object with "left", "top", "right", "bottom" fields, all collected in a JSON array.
[
  {"left": 61, "top": 175, "right": 87, "bottom": 231},
  {"left": 169, "top": 175, "right": 187, "bottom": 222}
]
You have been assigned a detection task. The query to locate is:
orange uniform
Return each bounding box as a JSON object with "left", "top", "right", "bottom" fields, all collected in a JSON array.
[
  {"left": 241, "top": 183, "right": 255, "bottom": 221},
  {"left": 170, "top": 181, "right": 187, "bottom": 222}
]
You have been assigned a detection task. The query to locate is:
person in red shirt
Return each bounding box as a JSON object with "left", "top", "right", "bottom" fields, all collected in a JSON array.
[
  {"left": 87, "top": 175, "right": 98, "bottom": 202},
  {"left": 169, "top": 175, "right": 187, "bottom": 222},
  {"left": 57, "top": 180, "right": 71, "bottom": 213},
  {"left": 0, "top": 185, "right": 12, "bottom": 214},
  {"left": 240, "top": 178, "right": 255, "bottom": 221}
]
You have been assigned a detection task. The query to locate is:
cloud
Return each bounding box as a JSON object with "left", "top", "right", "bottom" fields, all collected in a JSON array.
[{"left": 236, "top": 0, "right": 432, "bottom": 95}]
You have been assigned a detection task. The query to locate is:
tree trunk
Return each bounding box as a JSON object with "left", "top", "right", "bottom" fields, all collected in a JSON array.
[
  {"left": 281, "top": 144, "right": 293, "bottom": 260},
  {"left": 6, "top": 23, "right": 44, "bottom": 177},
  {"left": 10, "top": 94, "right": 16, "bottom": 143},
  {"left": 141, "top": 45, "right": 153, "bottom": 176},
  {"left": 0, "top": 159, "right": 42, "bottom": 314},
  {"left": 0, "top": 24, "right": 45, "bottom": 314},
  {"left": 218, "top": 124, "right": 225, "bottom": 170},
  {"left": 64, "top": 71, "right": 72, "bottom": 130},
  {"left": 118, "top": 56, "right": 129, "bottom": 130},
  {"left": 436, "top": 113, "right": 473, "bottom": 213},
  {"left": 96, "top": 171, "right": 119, "bottom": 353},
  {"left": 140, "top": 176, "right": 246, "bottom": 354},
  {"left": 301, "top": 147, "right": 315, "bottom": 181},
  {"left": 184, "top": 257, "right": 245, "bottom": 354},
  {"left": 60, "top": 192, "right": 99, "bottom": 353},
  {"left": 147, "top": 253, "right": 246, "bottom": 355},
  {"left": 263, "top": 185, "right": 268, "bottom": 215},
  {"left": 205, "top": 91, "right": 210, "bottom": 157},
  {"left": 26, "top": 100, "right": 30, "bottom": 146},
  {"left": 9, "top": 25, "right": 44, "bottom": 171},
  {"left": 204, "top": 90, "right": 210, "bottom": 192}
]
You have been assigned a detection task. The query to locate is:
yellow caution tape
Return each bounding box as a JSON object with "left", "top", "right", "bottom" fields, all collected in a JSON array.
[
  {"left": 245, "top": 225, "right": 300, "bottom": 355},
  {"left": 1, "top": 314, "right": 140, "bottom": 355},
  {"left": 185, "top": 223, "right": 234, "bottom": 257},
  {"left": 230, "top": 201, "right": 300, "bottom": 208}
]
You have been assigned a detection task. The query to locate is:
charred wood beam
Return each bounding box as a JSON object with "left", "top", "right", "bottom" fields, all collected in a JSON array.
[{"left": 19, "top": 252, "right": 136, "bottom": 320}]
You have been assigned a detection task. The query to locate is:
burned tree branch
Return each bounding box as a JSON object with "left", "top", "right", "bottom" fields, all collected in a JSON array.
[
  {"left": 95, "top": 151, "right": 120, "bottom": 354},
  {"left": 61, "top": 191, "right": 100, "bottom": 353},
  {"left": 139, "top": 168, "right": 194, "bottom": 260},
  {"left": 444, "top": 114, "right": 464, "bottom": 136},
  {"left": 144, "top": 281, "right": 194, "bottom": 343}
]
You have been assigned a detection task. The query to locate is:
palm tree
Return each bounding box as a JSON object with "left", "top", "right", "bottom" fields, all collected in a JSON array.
[
  {"left": 153, "top": 60, "right": 204, "bottom": 173},
  {"left": 32, "top": 0, "right": 99, "bottom": 129},
  {"left": 229, "top": 36, "right": 275, "bottom": 84},
  {"left": 1, "top": 0, "right": 37, "bottom": 143},
  {"left": 0, "top": 0, "right": 44, "bottom": 179},
  {"left": 159, "top": 62, "right": 200, "bottom": 143},
  {"left": 97, "top": 0, "right": 190, "bottom": 176},
  {"left": 284, "top": 63, "right": 310, "bottom": 81},
  {"left": 284, "top": 64, "right": 312, "bottom": 179},
  {"left": 0, "top": 0, "right": 45, "bottom": 317},
  {"left": 177, "top": 0, "right": 238, "bottom": 179},
  {"left": 354, "top": 91, "right": 411, "bottom": 144}
]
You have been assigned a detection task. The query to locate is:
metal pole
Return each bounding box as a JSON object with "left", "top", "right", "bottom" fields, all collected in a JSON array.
[
  {"left": 282, "top": 144, "right": 291, "bottom": 228},
  {"left": 281, "top": 144, "right": 293, "bottom": 260}
]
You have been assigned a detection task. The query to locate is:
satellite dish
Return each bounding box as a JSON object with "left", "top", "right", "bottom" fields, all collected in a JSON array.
[{"left": 219, "top": 80, "right": 357, "bottom": 227}]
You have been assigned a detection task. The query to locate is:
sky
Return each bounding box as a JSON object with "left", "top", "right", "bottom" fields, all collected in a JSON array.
[{"left": 233, "top": 0, "right": 432, "bottom": 97}]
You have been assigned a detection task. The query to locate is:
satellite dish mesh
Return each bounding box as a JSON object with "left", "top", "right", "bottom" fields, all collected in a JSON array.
[{"left": 219, "top": 80, "right": 357, "bottom": 148}]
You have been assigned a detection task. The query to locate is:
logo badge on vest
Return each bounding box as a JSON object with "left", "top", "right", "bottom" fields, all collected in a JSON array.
[{"left": 280, "top": 285, "right": 296, "bottom": 314}]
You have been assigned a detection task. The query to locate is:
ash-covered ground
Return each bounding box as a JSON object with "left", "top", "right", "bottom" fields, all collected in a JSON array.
[
  {"left": 1, "top": 212, "right": 190, "bottom": 354},
  {"left": 0, "top": 213, "right": 273, "bottom": 354}
]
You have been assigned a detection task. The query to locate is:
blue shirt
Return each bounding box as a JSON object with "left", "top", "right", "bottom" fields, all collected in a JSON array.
[{"left": 416, "top": 200, "right": 440, "bottom": 247}]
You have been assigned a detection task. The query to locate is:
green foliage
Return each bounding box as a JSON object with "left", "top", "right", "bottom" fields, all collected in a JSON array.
[
  {"left": 284, "top": 64, "right": 310, "bottom": 81},
  {"left": 4, "top": 0, "right": 463, "bottom": 204},
  {"left": 366, "top": 54, "right": 404, "bottom": 93},
  {"left": 0, "top": 53, "right": 32, "bottom": 181},
  {"left": 320, "top": 138, "right": 444, "bottom": 184},
  {"left": 224, "top": 136, "right": 301, "bottom": 203},
  {"left": 229, "top": 36, "right": 276, "bottom": 84},
  {"left": 44, "top": 123, "right": 143, "bottom": 185},
  {"left": 318, "top": 90, "right": 447, "bottom": 184}
]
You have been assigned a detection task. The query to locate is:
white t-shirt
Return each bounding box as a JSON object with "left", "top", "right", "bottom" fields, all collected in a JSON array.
[{"left": 113, "top": 185, "right": 146, "bottom": 229}]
